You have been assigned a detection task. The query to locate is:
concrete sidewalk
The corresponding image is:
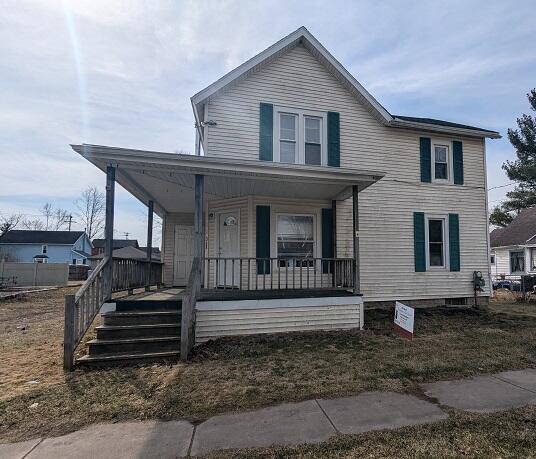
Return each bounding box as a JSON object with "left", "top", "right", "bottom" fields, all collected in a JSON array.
[{"left": 2, "top": 369, "right": 535, "bottom": 458}]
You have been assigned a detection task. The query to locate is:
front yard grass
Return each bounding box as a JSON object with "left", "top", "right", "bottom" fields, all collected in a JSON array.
[{"left": 1, "top": 290, "right": 536, "bottom": 445}]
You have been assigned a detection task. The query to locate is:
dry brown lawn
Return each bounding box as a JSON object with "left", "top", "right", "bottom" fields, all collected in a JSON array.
[{"left": 1, "top": 290, "right": 536, "bottom": 447}]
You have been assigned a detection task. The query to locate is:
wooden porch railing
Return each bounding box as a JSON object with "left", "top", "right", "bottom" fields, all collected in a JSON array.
[
  {"left": 203, "top": 257, "right": 355, "bottom": 291},
  {"left": 63, "top": 257, "right": 110, "bottom": 371},
  {"left": 111, "top": 258, "right": 163, "bottom": 293},
  {"left": 63, "top": 257, "right": 163, "bottom": 370}
]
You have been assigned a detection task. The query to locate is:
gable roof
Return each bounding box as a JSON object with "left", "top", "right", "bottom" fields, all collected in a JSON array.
[
  {"left": 0, "top": 230, "right": 85, "bottom": 245},
  {"left": 191, "top": 26, "right": 500, "bottom": 140},
  {"left": 92, "top": 239, "right": 139, "bottom": 249},
  {"left": 490, "top": 207, "right": 536, "bottom": 247},
  {"left": 393, "top": 116, "right": 500, "bottom": 136}
]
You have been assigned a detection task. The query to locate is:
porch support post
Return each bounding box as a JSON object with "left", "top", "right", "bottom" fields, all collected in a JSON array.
[
  {"left": 352, "top": 185, "right": 360, "bottom": 295},
  {"left": 194, "top": 175, "right": 205, "bottom": 261},
  {"left": 332, "top": 199, "right": 337, "bottom": 287},
  {"left": 332, "top": 200, "right": 337, "bottom": 258},
  {"left": 145, "top": 199, "right": 154, "bottom": 292},
  {"left": 104, "top": 165, "right": 115, "bottom": 301},
  {"left": 181, "top": 174, "right": 204, "bottom": 361}
]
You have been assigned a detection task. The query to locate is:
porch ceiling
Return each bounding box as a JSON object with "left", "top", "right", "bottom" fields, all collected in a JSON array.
[{"left": 72, "top": 144, "right": 386, "bottom": 215}]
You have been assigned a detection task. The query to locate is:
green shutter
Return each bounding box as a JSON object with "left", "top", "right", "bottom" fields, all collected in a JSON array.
[
  {"left": 453, "top": 141, "right": 464, "bottom": 185},
  {"left": 414, "top": 212, "right": 426, "bottom": 272},
  {"left": 420, "top": 137, "right": 431, "bottom": 183},
  {"left": 449, "top": 213, "right": 460, "bottom": 271},
  {"left": 259, "top": 103, "right": 273, "bottom": 161},
  {"left": 256, "top": 205, "right": 271, "bottom": 274},
  {"left": 321, "top": 208, "right": 334, "bottom": 273},
  {"left": 327, "top": 112, "right": 340, "bottom": 167}
]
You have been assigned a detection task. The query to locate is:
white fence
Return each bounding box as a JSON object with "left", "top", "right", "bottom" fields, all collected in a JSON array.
[{"left": 0, "top": 261, "right": 69, "bottom": 287}]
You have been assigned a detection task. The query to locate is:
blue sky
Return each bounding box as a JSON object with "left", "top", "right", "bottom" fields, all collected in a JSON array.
[{"left": 1, "top": 0, "right": 535, "bottom": 245}]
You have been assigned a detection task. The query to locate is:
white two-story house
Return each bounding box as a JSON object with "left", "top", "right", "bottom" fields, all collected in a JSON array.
[{"left": 72, "top": 27, "right": 499, "bottom": 348}]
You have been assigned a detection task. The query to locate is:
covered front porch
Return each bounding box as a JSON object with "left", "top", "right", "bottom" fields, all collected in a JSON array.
[{"left": 64, "top": 144, "right": 384, "bottom": 368}]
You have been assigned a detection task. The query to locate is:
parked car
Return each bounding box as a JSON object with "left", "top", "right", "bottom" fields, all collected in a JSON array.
[{"left": 493, "top": 280, "right": 521, "bottom": 291}]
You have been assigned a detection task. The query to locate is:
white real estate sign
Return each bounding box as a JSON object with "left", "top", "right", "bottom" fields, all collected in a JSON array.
[{"left": 394, "top": 301, "right": 414, "bottom": 340}]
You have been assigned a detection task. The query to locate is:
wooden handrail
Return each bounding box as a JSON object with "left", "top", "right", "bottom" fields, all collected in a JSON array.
[
  {"left": 63, "top": 256, "right": 163, "bottom": 371},
  {"left": 75, "top": 256, "right": 109, "bottom": 302}
]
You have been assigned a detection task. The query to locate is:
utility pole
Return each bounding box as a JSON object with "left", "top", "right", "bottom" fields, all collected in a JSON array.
[{"left": 68, "top": 215, "right": 73, "bottom": 231}]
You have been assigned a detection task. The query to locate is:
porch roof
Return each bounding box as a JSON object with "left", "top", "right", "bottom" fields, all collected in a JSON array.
[{"left": 72, "top": 144, "right": 385, "bottom": 215}]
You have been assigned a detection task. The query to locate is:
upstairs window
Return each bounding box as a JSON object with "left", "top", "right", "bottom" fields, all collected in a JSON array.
[
  {"left": 279, "top": 113, "right": 297, "bottom": 164},
  {"left": 274, "top": 107, "right": 327, "bottom": 166},
  {"left": 304, "top": 117, "right": 321, "bottom": 165},
  {"left": 42, "top": 245, "right": 47, "bottom": 254},
  {"left": 433, "top": 144, "right": 449, "bottom": 181}
]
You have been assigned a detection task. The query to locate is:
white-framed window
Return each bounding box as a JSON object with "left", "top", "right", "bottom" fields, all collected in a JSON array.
[
  {"left": 490, "top": 254, "right": 495, "bottom": 265},
  {"left": 530, "top": 248, "right": 536, "bottom": 272},
  {"left": 274, "top": 107, "right": 327, "bottom": 166},
  {"left": 276, "top": 213, "right": 315, "bottom": 267},
  {"left": 510, "top": 250, "right": 525, "bottom": 274},
  {"left": 433, "top": 144, "right": 450, "bottom": 182},
  {"left": 279, "top": 113, "right": 298, "bottom": 163},
  {"left": 42, "top": 245, "right": 47, "bottom": 254},
  {"left": 425, "top": 216, "right": 449, "bottom": 269}
]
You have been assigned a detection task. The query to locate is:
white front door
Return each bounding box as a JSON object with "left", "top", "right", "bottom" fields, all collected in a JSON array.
[
  {"left": 218, "top": 211, "right": 240, "bottom": 286},
  {"left": 173, "top": 225, "right": 194, "bottom": 286}
]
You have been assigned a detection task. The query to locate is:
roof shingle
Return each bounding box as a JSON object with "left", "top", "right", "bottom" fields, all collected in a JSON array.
[
  {"left": 490, "top": 207, "right": 536, "bottom": 247},
  {"left": 0, "top": 230, "right": 85, "bottom": 245}
]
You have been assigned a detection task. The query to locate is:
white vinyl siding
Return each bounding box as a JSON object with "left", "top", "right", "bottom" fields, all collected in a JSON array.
[
  {"left": 195, "top": 297, "right": 363, "bottom": 343},
  {"left": 491, "top": 248, "right": 513, "bottom": 277},
  {"left": 192, "top": 43, "right": 490, "bottom": 301}
]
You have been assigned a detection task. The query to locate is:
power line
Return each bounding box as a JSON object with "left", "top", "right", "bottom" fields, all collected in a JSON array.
[{"left": 488, "top": 183, "right": 515, "bottom": 191}]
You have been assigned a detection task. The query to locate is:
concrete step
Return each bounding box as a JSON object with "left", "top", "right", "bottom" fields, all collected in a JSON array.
[
  {"left": 115, "top": 299, "right": 182, "bottom": 312},
  {"left": 88, "top": 336, "right": 180, "bottom": 355},
  {"left": 96, "top": 324, "right": 180, "bottom": 340},
  {"left": 102, "top": 311, "right": 181, "bottom": 326},
  {"left": 76, "top": 350, "right": 180, "bottom": 368}
]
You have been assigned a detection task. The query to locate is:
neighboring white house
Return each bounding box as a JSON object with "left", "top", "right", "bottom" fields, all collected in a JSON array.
[
  {"left": 490, "top": 207, "right": 536, "bottom": 277},
  {"left": 72, "top": 27, "right": 500, "bottom": 342}
]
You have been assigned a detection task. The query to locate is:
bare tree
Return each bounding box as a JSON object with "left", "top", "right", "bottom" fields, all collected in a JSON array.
[
  {"left": 37, "top": 203, "right": 70, "bottom": 230},
  {"left": 0, "top": 213, "right": 23, "bottom": 236},
  {"left": 51, "top": 208, "right": 70, "bottom": 230},
  {"left": 41, "top": 203, "right": 53, "bottom": 230},
  {"left": 21, "top": 218, "right": 44, "bottom": 230},
  {"left": 74, "top": 186, "right": 105, "bottom": 239}
]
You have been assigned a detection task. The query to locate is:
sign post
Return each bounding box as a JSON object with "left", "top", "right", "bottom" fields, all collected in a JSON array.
[{"left": 394, "top": 301, "right": 414, "bottom": 340}]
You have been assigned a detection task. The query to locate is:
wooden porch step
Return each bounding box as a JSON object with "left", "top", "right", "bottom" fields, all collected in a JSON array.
[
  {"left": 96, "top": 323, "right": 180, "bottom": 340},
  {"left": 76, "top": 350, "right": 180, "bottom": 367},
  {"left": 87, "top": 336, "right": 180, "bottom": 355},
  {"left": 115, "top": 299, "right": 182, "bottom": 312},
  {"left": 102, "top": 311, "right": 182, "bottom": 326}
]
